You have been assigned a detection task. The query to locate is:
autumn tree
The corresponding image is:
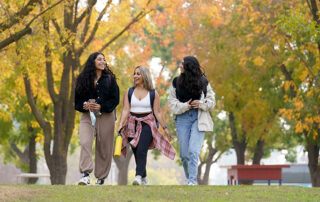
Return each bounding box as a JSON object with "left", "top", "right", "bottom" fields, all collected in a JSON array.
[
  {"left": 275, "top": 0, "right": 320, "bottom": 187},
  {"left": 0, "top": 0, "right": 159, "bottom": 184},
  {"left": 0, "top": 0, "right": 63, "bottom": 50}
]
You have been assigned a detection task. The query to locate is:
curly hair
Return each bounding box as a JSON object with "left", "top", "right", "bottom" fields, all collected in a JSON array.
[
  {"left": 75, "top": 52, "right": 115, "bottom": 95},
  {"left": 177, "top": 56, "right": 204, "bottom": 97}
]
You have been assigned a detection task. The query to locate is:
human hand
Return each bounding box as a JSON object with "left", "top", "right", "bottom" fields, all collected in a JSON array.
[
  {"left": 88, "top": 102, "right": 101, "bottom": 112},
  {"left": 190, "top": 100, "right": 200, "bottom": 108},
  {"left": 83, "top": 102, "right": 90, "bottom": 110},
  {"left": 117, "top": 125, "right": 124, "bottom": 133},
  {"left": 187, "top": 99, "right": 193, "bottom": 110}
]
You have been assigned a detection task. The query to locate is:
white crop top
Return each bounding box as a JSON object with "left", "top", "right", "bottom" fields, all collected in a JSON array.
[{"left": 130, "top": 92, "right": 152, "bottom": 113}]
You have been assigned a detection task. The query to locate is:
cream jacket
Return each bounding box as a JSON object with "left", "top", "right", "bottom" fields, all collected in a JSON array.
[{"left": 168, "top": 83, "right": 216, "bottom": 131}]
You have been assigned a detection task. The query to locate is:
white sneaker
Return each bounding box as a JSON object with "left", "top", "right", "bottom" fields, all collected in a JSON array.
[
  {"left": 187, "top": 182, "right": 196, "bottom": 186},
  {"left": 78, "top": 176, "right": 90, "bottom": 185},
  {"left": 132, "top": 175, "right": 142, "bottom": 185},
  {"left": 141, "top": 177, "right": 148, "bottom": 185}
]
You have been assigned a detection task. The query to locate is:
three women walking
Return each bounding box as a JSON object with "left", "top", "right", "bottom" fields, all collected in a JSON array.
[{"left": 75, "top": 53, "right": 214, "bottom": 185}]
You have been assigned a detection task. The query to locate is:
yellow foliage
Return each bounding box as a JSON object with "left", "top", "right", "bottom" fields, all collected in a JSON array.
[
  {"left": 293, "top": 100, "right": 304, "bottom": 111},
  {"left": 31, "top": 120, "right": 40, "bottom": 128},
  {"left": 305, "top": 117, "right": 314, "bottom": 124},
  {"left": 303, "top": 123, "right": 310, "bottom": 131},
  {"left": 314, "top": 116, "right": 320, "bottom": 123},
  {"left": 299, "top": 70, "right": 309, "bottom": 81},
  {"left": 283, "top": 94, "right": 290, "bottom": 102},
  {"left": 295, "top": 121, "right": 303, "bottom": 133},
  {"left": 306, "top": 90, "right": 313, "bottom": 97},
  {"left": 35, "top": 133, "right": 43, "bottom": 143},
  {"left": 253, "top": 56, "right": 265, "bottom": 66},
  {"left": 313, "top": 130, "right": 318, "bottom": 140}
]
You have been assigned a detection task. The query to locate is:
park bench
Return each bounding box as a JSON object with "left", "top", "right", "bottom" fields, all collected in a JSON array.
[
  {"left": 221, "top": 165, "right": 290, "bottom": 185},
  {"left": 16, "top": 173, "right": 50, "bottom": 184}
]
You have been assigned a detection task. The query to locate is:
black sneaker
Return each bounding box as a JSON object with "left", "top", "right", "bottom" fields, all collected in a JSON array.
[{"left": 95, "top": 179, "right": 104, "bottom": 185}]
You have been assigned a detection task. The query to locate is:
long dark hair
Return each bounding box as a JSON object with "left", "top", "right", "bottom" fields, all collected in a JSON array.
[
  {"left": 177, "top": 56, "right": 204, "bottom": 96},
  {"left": 75, "top": 52, "right": 115, "bottom": 95}
]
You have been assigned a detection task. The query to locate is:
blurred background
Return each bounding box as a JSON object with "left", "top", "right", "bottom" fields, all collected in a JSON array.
[{"left": 0, "top": 0, "right": 318, "bottom": 186}]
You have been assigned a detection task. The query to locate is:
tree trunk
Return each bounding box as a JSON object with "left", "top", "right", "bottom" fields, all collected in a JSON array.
[
  {"left": 306, "top": 141, "right": 320, "bottom": 187},
  {"left": 229, "top": 112, "right": 246, "bottom": 165},
  {"left": 49, "top": 152, "right": 68, "bottom": 184},
  {"left": 114, "top": 146, "right": 133, "bottom": 185},
  {"left": 252, "top": 139, "right": 265, "bottom": 165},
  {"left": 241, "top": 139, "right": 265, "bottom": 185},
  {"left": 197, "top": 145, "right": 218, "bottom": 185},
  {"left": 28, "top": 134, "right": 38, "bottom": 184}
]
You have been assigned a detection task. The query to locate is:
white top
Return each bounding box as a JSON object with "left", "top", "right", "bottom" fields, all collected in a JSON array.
[{"left": 130, "top": 92, "right": 152, "bottom": 113}]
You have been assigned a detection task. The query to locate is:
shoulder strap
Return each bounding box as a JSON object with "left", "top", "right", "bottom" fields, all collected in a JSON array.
[
  {"left": 150, "top": 89, "right": 155, "bottom": 110},
  {"left": 201, "top": 76, "right": 208, "bottom": 97},
  {"left": 128, "top": 87, "right": 134, "bottom": 104},
  {"left": 149, "top": 89, "right": 159, "bottom": 128}
]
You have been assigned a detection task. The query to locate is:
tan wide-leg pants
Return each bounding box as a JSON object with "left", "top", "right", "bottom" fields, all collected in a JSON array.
[{"left": 79, "top": 112, "right": 115, "bottom": 180}]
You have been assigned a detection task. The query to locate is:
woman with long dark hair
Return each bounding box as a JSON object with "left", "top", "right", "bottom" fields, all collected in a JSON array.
[
  {"left": 168, "top": 56, "right": 215, "bottom": 185},
  {"left": 118, "top": 66, "right": 175, "bottom": 185},
  {"left": 75, "top": 52, "right": 119, "bottom": 185}
]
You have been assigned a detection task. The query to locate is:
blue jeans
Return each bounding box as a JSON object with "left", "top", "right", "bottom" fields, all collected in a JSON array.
[{"left": 175, "top": 109, "right": 205, "bottom": 184}]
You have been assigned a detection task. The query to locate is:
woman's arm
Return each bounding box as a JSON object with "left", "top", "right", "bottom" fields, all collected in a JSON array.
[
  {"left": 153, "top": 90, "right": 172, "bottom": 141},
  {"left": 198, "top": 83, "right": 215, "bottom": 111},
  {"left": 117, "top": 89, "right": 130, "bottom": 132},
  {"left": 190, "top": 83, "right": 215, "bottom": 111},
  {"left": 75, "top": 90, "right": 89, "bottom": 112},
  {"left": 153, "top": 90, "right": 167, "bottom": 128},
  {"left": 100, "top": 77, "right": 120, "bottom": 113}
]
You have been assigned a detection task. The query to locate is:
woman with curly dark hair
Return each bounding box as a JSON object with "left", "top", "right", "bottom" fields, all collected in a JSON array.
[
  {"left": 168, "top": 56, "right": 215, "bottom": 185},
  {"left": 75, "top": 52, "right": 119, "bottom": 185}
]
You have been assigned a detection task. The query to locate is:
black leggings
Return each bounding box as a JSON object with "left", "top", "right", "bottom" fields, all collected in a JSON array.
[{"left": 128, "top": 112, "right": 153, "bottom": 178}]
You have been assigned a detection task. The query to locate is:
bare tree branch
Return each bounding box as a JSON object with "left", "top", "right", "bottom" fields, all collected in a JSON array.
[
  {"left": 0, "top": 0, "right": 41, "bottom": 32},
  {"left": 0, "top": 0, "right": 64, "bottom": 50},
  {"left": 282, "top": 36, "right": 317, "bottom": 79},
  {"left": 73, "top": 0, "right": 80, "bottom": 24},
  {"left": 74, "top": 0, "right": 97, "bottom": 27},
  {"left": 51, "top": 18, "right": 64, "bottom": 43},
  {"left": 0, "top": 27, "right": 32, "bottom": 50},
  {"left": 23, "top": 74, "right": 50, "bottom": 130},
  {"left": 43, "top": 18, "right": 58, "bottom": 103},
  {"left": 77, "top": 0, "right": 112, "bottom": 55},
  {"left": 23, "top": 73, "right": 53, "bottom": 164},
  {"left": 212, "top": 151, "right": 223, "bottom": 164},
  {"left": 79, "top": 7, "right": 92, "bottom": 43},
  {"left": 99, "top": 9, "right": 154, "bottom": 52}
]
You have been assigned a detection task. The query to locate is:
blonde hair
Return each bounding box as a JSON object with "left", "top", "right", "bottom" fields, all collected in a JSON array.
[{"left": 133, "top": 66, "right": 154, "bottom": 91}]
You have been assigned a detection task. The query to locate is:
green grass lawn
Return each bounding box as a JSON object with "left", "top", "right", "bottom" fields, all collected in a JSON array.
[{"left": 0, "top": 185, "right": 319, "bottom": 202}]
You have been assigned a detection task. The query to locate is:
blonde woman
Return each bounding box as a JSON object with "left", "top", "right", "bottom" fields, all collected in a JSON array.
[{"left": 118, "top": 66, "right": 175, "bottom": 185}]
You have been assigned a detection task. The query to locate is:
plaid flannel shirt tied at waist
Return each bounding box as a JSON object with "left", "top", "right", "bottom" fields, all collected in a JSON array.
[{"left": 121, "top": 113, "right": 175, "bottom": 160}]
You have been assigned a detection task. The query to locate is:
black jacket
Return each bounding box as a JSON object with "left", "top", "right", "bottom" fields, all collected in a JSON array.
[{"left": 75, "top": 73, "right": 119, "bottom": 113}]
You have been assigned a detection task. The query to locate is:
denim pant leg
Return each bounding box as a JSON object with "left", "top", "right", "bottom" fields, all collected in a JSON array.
[
  {"left": 176, "top": 113, "right": 192, "bottom": 179},
  {"left": 188, "top": 119, "right": 205, "bottom": 184}
]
